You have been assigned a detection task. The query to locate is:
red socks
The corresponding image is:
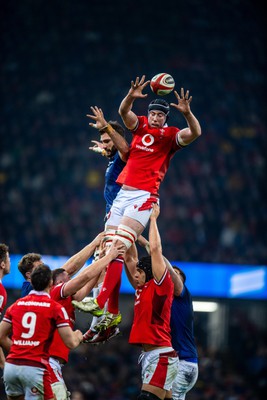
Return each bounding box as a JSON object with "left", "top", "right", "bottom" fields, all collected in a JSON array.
[{"left": 97, "top": 256, "right": 124, "bottom": 314}]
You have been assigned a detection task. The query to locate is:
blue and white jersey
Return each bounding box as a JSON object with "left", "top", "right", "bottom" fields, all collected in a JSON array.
[
  {"left": 21, "top": 281, "right": 33, "bottom": 297},
  {"left": 170, "top": 285, "right": 198, "bottom": 362},
  {"left": 104, "top": 152, "right": 126, "bottom": 214}
]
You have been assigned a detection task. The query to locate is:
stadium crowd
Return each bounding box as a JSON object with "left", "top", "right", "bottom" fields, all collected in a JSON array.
[{"left": 1, "top": 0, "right": 266, "bottom": 264}]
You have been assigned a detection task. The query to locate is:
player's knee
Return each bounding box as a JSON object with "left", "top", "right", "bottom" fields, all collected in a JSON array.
[
  {"left": 115, "top": 224, "right": 137, "bottom": 249},
  {"left": 137, "top": 390, "right": 161, "bottom": 400}
]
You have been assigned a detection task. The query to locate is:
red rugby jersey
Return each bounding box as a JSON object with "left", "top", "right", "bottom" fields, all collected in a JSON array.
[
  {"left": 3, "top": 291, "right": 70, "bottom": 367},
  {"left": 117, "top": 116, "right": 181, "bottom": 195},
  {"left": 0, "top": 281, "right": 7, "bottom": 315},
  {"left": 129, "top": 268, "right": 174, "bottom": 347},
  {"left": 49, "top": 282, "right": 75, "bottom": 363}
]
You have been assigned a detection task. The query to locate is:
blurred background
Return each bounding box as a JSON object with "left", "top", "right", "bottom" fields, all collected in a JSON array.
[{"left": 0, "top": 0, "right": 266, "bottom": 399}]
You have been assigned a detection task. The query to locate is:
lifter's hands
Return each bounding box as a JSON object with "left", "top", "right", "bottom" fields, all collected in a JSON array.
[
  {"left": 127, "top": 75, "right": 150, "bottom": 99},
  {"left": 150, "top": 203, "right": 160, "bottom": 220},
  {"left": 170, "top": 88, "right": 192, "bottom": 115},
  {"left": 87, "top": 106, "right": 108, "bottom": 130},
  {"left": 108, "top": 239, "right": 126, "bottom": 260}
]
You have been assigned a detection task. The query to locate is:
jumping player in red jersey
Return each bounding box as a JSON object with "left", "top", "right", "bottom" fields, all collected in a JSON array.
[
  {"left": 73, "top": 75, "right": 201, "bottom": 331},
  {"left": 0, "top": 243, "right": 11, "bottom": 369},
  {"left": 124, "top": 204, "right": 178, "bottom": 400},
  {"left": 0, "top": 264, "right": 83, "bottom": 400}
]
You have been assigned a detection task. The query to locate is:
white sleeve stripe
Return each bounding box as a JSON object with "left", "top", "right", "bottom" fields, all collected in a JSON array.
[
  {"left": 154, "top": 268, "right": 168, "bottom": 285},
  {"left": 57, "top": 322, "right": 70, "bottom": 328},
  {"left": 3, "top": 317, "right": 11, "bottom": 324}
]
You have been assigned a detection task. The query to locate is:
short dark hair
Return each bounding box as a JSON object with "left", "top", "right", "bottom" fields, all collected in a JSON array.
[
  {"left": 108, "top": 120, "right": 125, "bottom": 137},
  {"left": 172, "top": 265, "right": 186, "bottom": 283},
  {"left": 31, "top": 264, "right": 52, "bottom": 291},
  {"left": 0, "top": 243, "right": 9, "bottom": 263},
  {"left": 52, "top": 268, "right": 65, "bottom": 285},
  {"left": 18, "top": 253, "right": 42, "bottom": 278},
  {"left": 137, "top": 256, "right": 153, "bottom": 282}
]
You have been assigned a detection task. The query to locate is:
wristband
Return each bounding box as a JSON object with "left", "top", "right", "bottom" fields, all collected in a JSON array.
[{"left": 99, "top": 123, "right": 113, "bottom": 134}]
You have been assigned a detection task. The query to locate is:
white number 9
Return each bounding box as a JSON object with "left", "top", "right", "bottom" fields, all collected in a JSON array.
[{"left": 21, "top": 312, "right": 37, "bottom": 338}]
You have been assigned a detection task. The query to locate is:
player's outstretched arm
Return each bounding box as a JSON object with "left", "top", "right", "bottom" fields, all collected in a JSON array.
[
  {"left": 61, "top": 232, "right": 104, "bottom": 277},
  {"left": 119, "top": 75, "right": 150, "bottom": 130},
  {"left": 87, "top": 106, "right": 130, "bottom": 161},
  {"left": 124, "top": 242, "right": 139, "bottom": 289},
  {"left": 64, "top": 240, "right": 125, "bottom": 299},
  {"left": 170, "top": 88, "right": 201, "bottom": 146},
  {"left": 138, "top": 234, "right": 183, "bottom": 295},
  {"left": 149, "top": 204, "right": 166, "bottom": 282},
  {"left": 58, "top": 326, "right": 83, "bottom": 349}
]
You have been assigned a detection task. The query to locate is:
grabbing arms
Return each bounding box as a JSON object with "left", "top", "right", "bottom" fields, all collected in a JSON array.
[
  {"left": 119, "top": 75, "right": 150, "bottom": 130},
  {"left": 138, "top": 234, "right": 183, "bottom": 296},
  {"left": 149, "top": 204, "right": 167, "bottom": 282},
  {"left": 61, "top": 232, "right": 104, "bottom": 277},
  {"left": 170, "top": 88, "right": 201, "bottom": 146},
  {"left": 64, "top": 240, "right": 125, "bottom": 299},
  {"left": 87, "top": 106, "right": 129, "bottom": 162}
]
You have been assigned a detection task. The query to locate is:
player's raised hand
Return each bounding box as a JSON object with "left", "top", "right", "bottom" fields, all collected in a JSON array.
[
  {"left": 89, "top": 140, "right": 106, "bottom": 156},
  {"left": 170, "top": 88, "right": 192, "bottom": 115},
  {"left": 150, "top": 203, "right": 160, "bottom": 220},
  {"left": 87, "top": 106, "right": 108, "bottom": 130},
  {"left": 128, "top": 75, "right": 150, "bottom": 99},
  {"left": 109, "top": 239, "right": 126, "bottom": 258}
]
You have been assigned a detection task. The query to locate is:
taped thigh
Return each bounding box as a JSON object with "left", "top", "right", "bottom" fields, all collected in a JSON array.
[{"left": 115, "top": 224, "right": 137, "bottom": 249}]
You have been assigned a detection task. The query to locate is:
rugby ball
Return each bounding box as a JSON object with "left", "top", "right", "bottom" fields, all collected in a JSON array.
[{"left": 150, "top": 73, "right": 175, "bottom": 96}]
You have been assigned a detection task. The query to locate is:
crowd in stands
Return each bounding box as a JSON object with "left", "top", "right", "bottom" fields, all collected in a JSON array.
[{"left": 1, "top": 0, "right": 266, "bottom": 265}]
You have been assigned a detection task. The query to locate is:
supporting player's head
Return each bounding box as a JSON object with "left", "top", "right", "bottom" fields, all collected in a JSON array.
[
  {"left": 100, "top": 120, "right": 125, "bottom": 158},
  {"left": 137, "top": 256, "right": 153, "bottom": 282},
  {"left": 52, "top": 268, "right": 70, "bottom": 285},
  {"left": 148, "top": 99, "right": 170, "bottom": 127},
  {"left": 172, "top": 265, "right": 186, "bottom": 283},
  {"left": 31, "top": 264, "right": 52, "bottom": 291},
  {"left": 18, "top": 253, "right": 43, "bottom": 280},
  {"left": 0, "top": 243, "right": 10, "bottom": 276}
]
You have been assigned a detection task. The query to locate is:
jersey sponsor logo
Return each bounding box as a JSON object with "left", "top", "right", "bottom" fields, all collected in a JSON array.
[
  {"left": 17, "top": 300, "right": 51, "bottom": 307},
  {"left": 136, "top": 144, "right": 154, "bottom": 153},
  {"left": 142, "top": 134, "right": 154, "bottom": 147},
  {"left": 14, "top": 339, "right": 40, "bottom": 346}
]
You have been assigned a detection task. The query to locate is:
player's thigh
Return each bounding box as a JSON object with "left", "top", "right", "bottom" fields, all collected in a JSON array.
[
  {"left": 4, "top": 363, "right": 53, "bottom": 400},
  {"left": 3, "top": 362, "right": 25, "bottom": 398},
  {"left": 172, "top": 360, "right": 198, "bottom": 400},
  {"left": 49, "top": 358, "right": 70, "bottom": 400},
  {"left": 24, "top": 366, "right": 54, "bottom": 400},
  {"left": 141, "top": 348, "right": 178, "bottom": 391}
]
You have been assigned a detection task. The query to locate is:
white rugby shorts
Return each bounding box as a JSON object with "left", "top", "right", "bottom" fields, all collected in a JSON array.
[
  {"left": 107, "top": 188, "right": 159, "bottom": 227},
  {"left": 3, "top": 362, "right": 54, "bottom": 399},
  {"left": 172, "top": 360, "right": 198, "bottom": 400},
  {"left": 139, "top": 347, "right": 179, "bottom": 391}
]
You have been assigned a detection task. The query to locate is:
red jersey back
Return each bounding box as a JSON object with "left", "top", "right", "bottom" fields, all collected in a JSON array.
[
  {"left": 0, "top": 281, "right": 7, "bottom": 315},
  {"left": 129, "top": 269, "right": 174, "bottom": 347},
  {"left": 3, "top": 291, "right": 70, "bottom": 367},
  {"left": 49, "top": 282, "right": 75, "bottom": 362},
  {"left": 117, "top": 116, "right": 181, "bottom": 195}
]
